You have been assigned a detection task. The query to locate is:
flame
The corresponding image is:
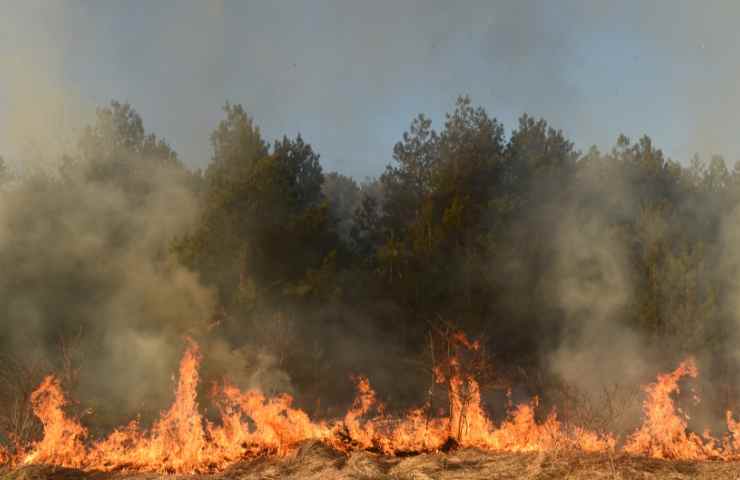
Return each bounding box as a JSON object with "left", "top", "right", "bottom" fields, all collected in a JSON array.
[
  {"left": 6, "top": 333, "right": 740, "bottom": 473},
  {"left": 213, "top": 382, "right": 331, "bottom": 455},
  {"left": 86, "top": 339, "right": 211, "bottom": 473},
  {"left": 623, "top": 358, "right": 723, "bottom": 460},
  {"left": 0, "top": 445, "right": 8, "bottom": 466},
  {"left": 24, "top": 375, "right": 87, "bottom": 468}
]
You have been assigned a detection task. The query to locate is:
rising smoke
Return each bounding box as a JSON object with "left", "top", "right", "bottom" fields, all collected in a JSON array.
[{"left": 3, "top": 2, "right": 740, "bottom": 443}]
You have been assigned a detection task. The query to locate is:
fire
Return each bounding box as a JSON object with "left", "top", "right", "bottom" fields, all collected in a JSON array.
[
  {"left": 86, "top": 339, "right": 212, "bottom": 473},
  {"left": 213, "top": 382, "right": 331, "bottom": 455},
  {"left": 0, "top": 445, "right": 8, "bottom": 466},
  {"left": 623, "top": 357, "right": 738, "bottom": 461},
  {"left": 624, "top": 358, "right": 708, "bottom": 459},
  {"left": 4, "top": 333, "right": 740, "bottom": 473},
  {"left": 24, "top": 375, "right": 88, "bottom": 468}
]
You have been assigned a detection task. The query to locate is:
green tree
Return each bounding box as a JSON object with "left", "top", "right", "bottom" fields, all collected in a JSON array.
[
  {"left": 174, "top": 105, "right": 337, "bottom": 321},
  {"left": 322, "top": 172, "right": 361, "bottom": 243},
  {"left": 72, "top": 101, "right": 188, "bottom": 197}
]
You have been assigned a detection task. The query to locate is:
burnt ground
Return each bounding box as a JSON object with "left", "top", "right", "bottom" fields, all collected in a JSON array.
[{"left": 3, "top": 442, "right": 740, "bottom": 480}]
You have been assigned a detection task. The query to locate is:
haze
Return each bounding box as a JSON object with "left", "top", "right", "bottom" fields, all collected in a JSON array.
[{"left": 2, "top": 1, "right": 739, "bottom": 178}]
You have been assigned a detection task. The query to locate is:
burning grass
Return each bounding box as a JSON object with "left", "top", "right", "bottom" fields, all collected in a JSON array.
[
  {"left": 5, "top": 445, "right": 740, "bottom": 480},
  {"left": 3, "top": 333, "right": 740, "bottom": 476}
]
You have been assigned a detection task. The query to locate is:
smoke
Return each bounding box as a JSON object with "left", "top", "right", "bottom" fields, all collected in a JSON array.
[
  {"left": 719, "top": 204, "right": 740, "bottom": 373},
  {"left": 0, "top": 153, "right": 216, "bottom": 427},
  {"left": 0, "top": 2, "right": 94, "bottom": 170},
  {"left": 8, "top": 1, "right": 740, "bottom": 179},
  {"left": 549, "top": 211, "right": 645, "bottom": 394},
  {"left": 5, "top": 2, "right": 740, "bottom": 443},
  {"left": 0, "top": 3, "right": 251, "bottom": 422}
]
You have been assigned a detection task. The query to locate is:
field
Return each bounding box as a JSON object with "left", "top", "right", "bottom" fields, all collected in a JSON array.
[{"left": 5, "top": 442, "right": 740, "bottom": 480}]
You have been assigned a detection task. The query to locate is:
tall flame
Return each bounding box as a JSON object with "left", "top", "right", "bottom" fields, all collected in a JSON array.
[
  {"left": 624, "top": 357, "right": 723, "bottom": 460},
  {"left": 24, "top": 375, "right": 87, "bottom": 468},
  {"left": 5, "top": 333, "right": 740, "bottom": 473}
]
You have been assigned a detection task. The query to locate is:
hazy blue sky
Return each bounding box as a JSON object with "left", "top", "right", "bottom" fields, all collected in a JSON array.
[{"left": 2, "top": 1, "right": 739, "bottom": 178}]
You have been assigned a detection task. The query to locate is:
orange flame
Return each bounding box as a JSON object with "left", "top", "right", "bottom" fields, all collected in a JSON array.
[
  {"left": 8, "top": 334, "right": 740, "bottom": 473},
  {"left": 623, "top": 358, "right": 722, "bottom": 460},
  {"left": 0, "top": 445, "right": 8, "bottom": 466},
  {"left": 24, "top": 375, "right": 87, "bottom": 468}
]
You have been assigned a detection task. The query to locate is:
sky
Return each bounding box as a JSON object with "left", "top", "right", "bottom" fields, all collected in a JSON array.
[{"left": 1, "top": 1, "right": 739, "bottom": 179}]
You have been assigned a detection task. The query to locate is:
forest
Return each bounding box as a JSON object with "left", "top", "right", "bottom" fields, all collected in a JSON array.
[{"left": 2, "top": 95, "right": 740, "bottom": 449}]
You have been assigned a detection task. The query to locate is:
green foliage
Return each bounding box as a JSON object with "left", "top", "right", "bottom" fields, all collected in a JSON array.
[
  {"left": 68, "top": 96, "right": 740, "bottom": 377},
  {"left": 8, "top": 94, "right": 740, "bottom": 418},
  {"left": 72, "top": 101, "right": 188, "bottom": 197},
  {"left": 173, "top": 104, "right": 337, "bottom": 319}
]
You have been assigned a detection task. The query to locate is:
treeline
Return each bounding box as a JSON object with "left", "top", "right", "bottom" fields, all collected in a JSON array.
[{"left": 2, "top": 96, "right": 740, "bottom": 432}]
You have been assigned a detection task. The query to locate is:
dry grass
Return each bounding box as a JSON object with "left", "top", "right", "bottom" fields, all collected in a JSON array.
[
  {"left": 0, "top": 330, "right": 86, "bottom": 453},
  {"left": 0, "top": 354, "right": 46, "bottom": 448},
  {"left": 4, "top": 442, "right": 740, "bottom": 480}
]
